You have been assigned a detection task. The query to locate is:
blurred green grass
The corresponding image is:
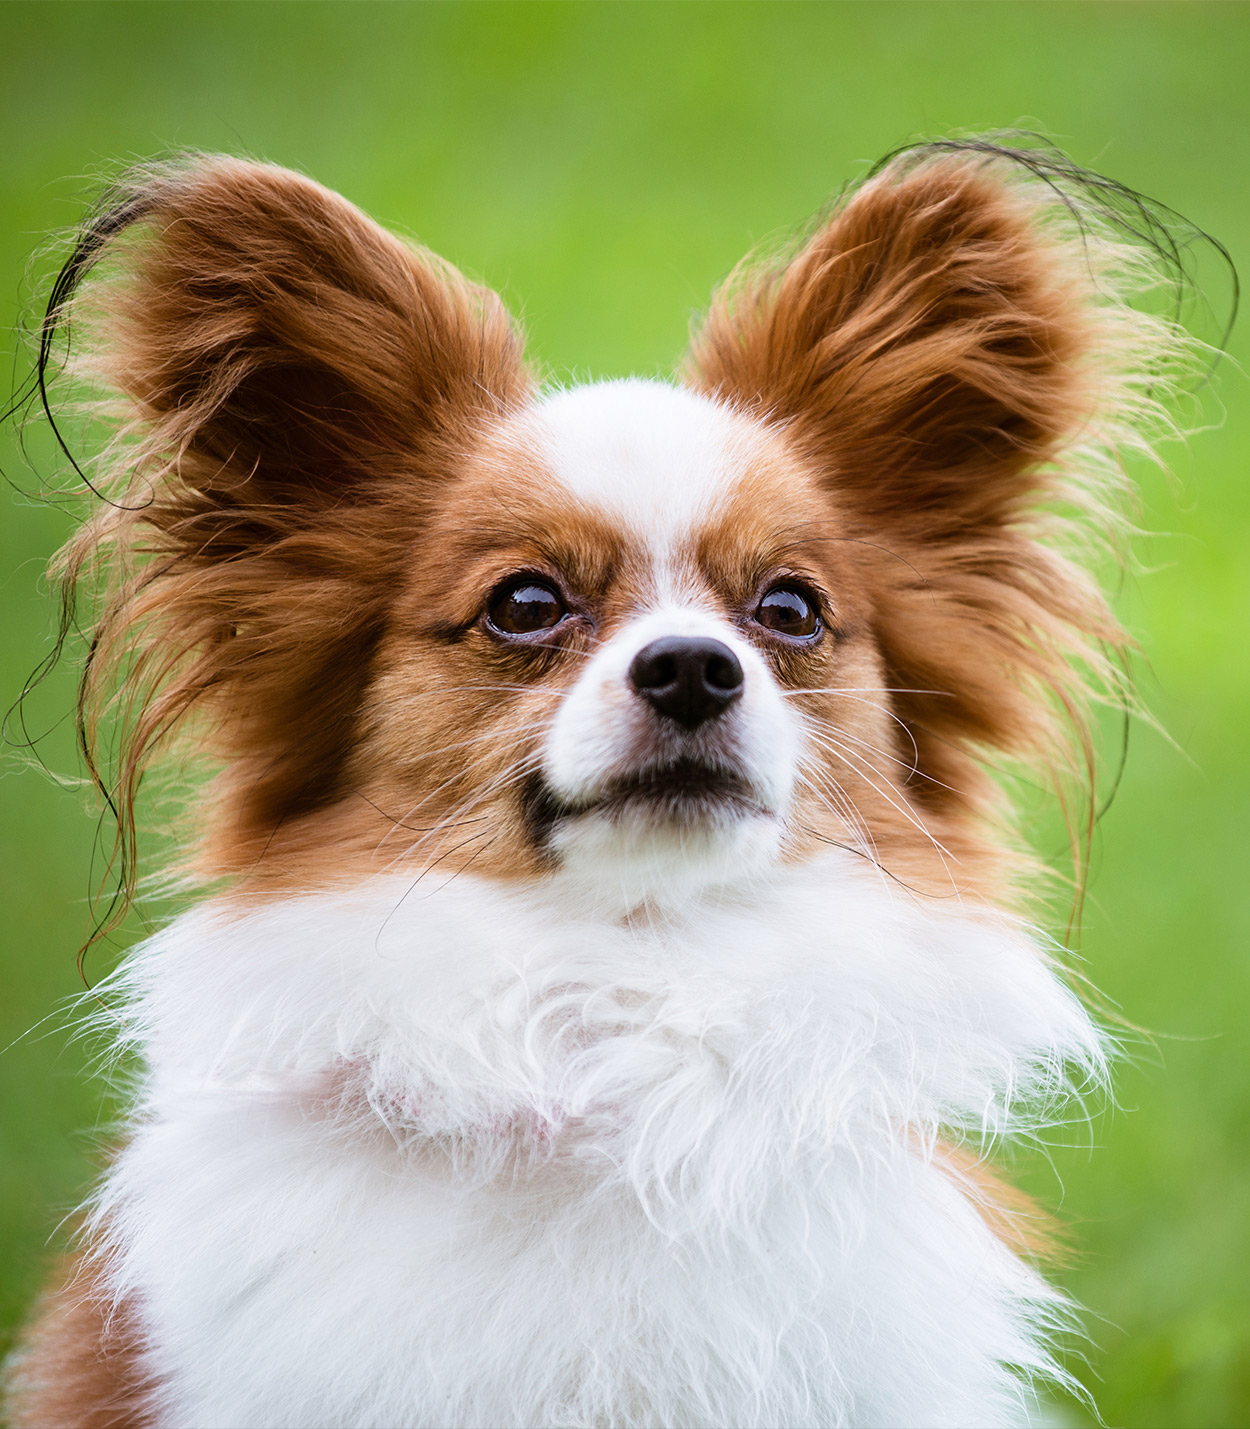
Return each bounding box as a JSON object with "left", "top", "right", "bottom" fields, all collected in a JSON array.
[{"left": 1, "top": 4, "right": 1247, "bottom": 1426}]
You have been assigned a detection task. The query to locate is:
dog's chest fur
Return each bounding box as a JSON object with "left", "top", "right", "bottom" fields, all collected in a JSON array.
[{"left": 97, "top": 858, "right": 1097, "bottom": 1428}]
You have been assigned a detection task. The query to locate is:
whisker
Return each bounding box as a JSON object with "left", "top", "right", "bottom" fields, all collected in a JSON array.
[
  {"left": 788, "top": 689, "right": 930, "bottom": 777},
  {"left": 371, "top": 727, "right": 552, "bottom": 853},
  {"left": 379, "top": 751, "right": 546, "bottom": 872},
  {"left": 374, "top": 826, "right": 499, "bottom": 948},
  {"left": 382, "top": 719, "right": 555, "bottom": 768},
  {"left": 802, "top": 728, "right": 960, "bottom": 881},
  {"left": 413, "top": 831, "right": 502, "bottom": 900},
  {"left": 384, "top": 683, "right": 555, "bottom": 700},
  {"left": 799, "top": 712, "right": 965, "bottom": 797},
  {"left": 781, "top": 686, "right": 955, "bottom": 698},
  {"left": 353, "top": 790, "right": 491, "bottom": 837},
  {"left": 798, "top": 761, "right": 961, "bottom": 902},
  {"left": 794, "top": 818, "right": 945, "bottom": 899},
  {"left": 801, "top": 712, "right": 920, "bottom": 782},
  {"left": 795, "top": 767, "right": 882, "bottom": 870}
]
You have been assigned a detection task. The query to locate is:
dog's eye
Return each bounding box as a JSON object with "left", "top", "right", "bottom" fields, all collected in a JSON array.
[
  {"left": 754, "top": 585, "right": 820, "bottom": 639},
  {"left": 487, "top": 580, "right": 568, "bottom": 636}
]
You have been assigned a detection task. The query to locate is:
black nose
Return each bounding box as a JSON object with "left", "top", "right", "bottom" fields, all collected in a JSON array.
[{"left": 628, "top": 636, "right": 744, "bottom": 730}]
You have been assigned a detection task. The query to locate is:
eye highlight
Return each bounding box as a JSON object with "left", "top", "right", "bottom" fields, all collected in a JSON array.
[
  {"left": 753, "top": 584, "right": 821, "bottom": 640},
  {"left": 486, "top": 579, "right": 568, "bottom": 637}
]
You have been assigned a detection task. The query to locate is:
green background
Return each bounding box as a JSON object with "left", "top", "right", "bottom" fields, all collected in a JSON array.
[{"left": 2, "top": 4, "right": 1247, "bottom": 1426}]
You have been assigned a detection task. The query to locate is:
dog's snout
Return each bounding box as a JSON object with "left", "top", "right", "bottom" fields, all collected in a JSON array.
[{"left": 628, "top": 637, "right": 744, "bottom": 730}]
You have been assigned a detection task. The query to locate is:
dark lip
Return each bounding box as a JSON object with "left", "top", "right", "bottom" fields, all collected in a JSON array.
[
  {"left": 571, "top": 758, "right": 763, "bottom": 821},
  {"left": 520, "top": 761, "right": 767, "bottom": 849}
]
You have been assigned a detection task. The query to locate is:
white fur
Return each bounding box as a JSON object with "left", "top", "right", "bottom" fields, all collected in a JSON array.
[
  {"left": 91, "top": 858, "right": 1102, "bottom": 1429},
  {"left": 544, "top": 605, "right": 798, "bottom": 816},
  {"left": 535, "top": 380, "right": 748, "bottom": 545}
]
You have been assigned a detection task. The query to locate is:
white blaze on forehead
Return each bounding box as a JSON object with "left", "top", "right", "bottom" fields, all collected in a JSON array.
[{"left": 533, "top": 379, "right": 748, "bottom": 542}]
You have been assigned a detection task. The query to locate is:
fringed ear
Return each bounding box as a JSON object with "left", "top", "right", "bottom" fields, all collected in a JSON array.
[
  {"left": 65, "top": 153, "right": 529, "bottom": 511},
  {"left": 687, "top": 146, "right": 1160, "bottom": 537},
  {"left": 40, "top": 155, "right": 531, "bottom": 902},
  {"left": 685, "top": 142, "right": 1201, "bottom": 856}
]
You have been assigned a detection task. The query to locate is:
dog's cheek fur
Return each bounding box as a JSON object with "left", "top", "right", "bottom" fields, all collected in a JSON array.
[
  {"left": 337, "top": 639, "right": 569, "bottom": 886},
  {"left": 324, "top": 453, "right": 639, "bottom": 886},
  {"left": 691, "top": 461, "right": 971, "bottom": 896}
]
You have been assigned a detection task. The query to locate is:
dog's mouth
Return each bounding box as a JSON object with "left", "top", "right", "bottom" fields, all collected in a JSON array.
[
  {"left": 592, "top": 759, "right": 763, "bottom": 820},
  {"left": 528, "top": 759, "right": 765, "bottom": 836}
]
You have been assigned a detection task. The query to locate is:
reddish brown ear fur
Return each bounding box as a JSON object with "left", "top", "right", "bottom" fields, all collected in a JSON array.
[
  {"left": 53, "top": 156, "right": 530, "bottom": 896},
  {"left": 93, "top": 156, "right": 527, "bottom": 501},
  {"left": 686, "top": 149, "right": 1182, "bottom": 863},
  {"left": 688, "top": 155, "right": 1092, "bottom": 536}
]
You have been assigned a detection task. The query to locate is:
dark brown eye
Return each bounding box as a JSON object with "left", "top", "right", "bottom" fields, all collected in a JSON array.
[
  {"left": 754, "top": 585, "right": 820, "bottom": 639},
  {"left": 487, "top": 580, "right": 567, "bottom": 636}
]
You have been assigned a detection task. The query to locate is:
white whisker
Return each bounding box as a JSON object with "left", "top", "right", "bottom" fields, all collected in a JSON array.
[
  {"left": 800, "top": 713, "right": 964, "bottom": 798},
  {"left": 781, "top": 686, "right": 955, "bottom": 698},
  {"left": 380, "top": 751, "right": 547, "bottom": 875},
  {"left": 371, "top": 726, "right": 552, "bottom": 854},
  {"left": 802, "top": 728, "right": 960, "bottom": 887},
  {"left": 795, "top": 767, "right": 882, "bottom": 872}
]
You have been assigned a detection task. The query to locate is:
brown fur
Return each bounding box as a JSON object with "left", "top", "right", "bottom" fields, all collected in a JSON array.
[
  {"left": 17, "top": 144, "right": 1193, "bottom": 1417},
  {"left": 934, "top": 1143, "right": 1066, "bottom": 1266},
  {"left": 692, "top": 455, "right": 1000, "bottom": 898},
  {"left": 225, "top": 405, "right": 967, "bottom": 898},
  {"left": 47, "top": 148, "right": 1181, "bottom": 912},
  {"left": 6, "top": 1251, "right": 153, "bottom": 1429}
]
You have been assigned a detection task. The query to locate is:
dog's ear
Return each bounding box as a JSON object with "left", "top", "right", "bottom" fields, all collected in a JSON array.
[
  {"left": 47, "top": 156, "right": 531, "bottom": 872},
  {"left": 686, "top": 152, "right": 1098, "bottom": 539},
  {"left": 69, "top": 154, "right": 528, "bottom": 516}
]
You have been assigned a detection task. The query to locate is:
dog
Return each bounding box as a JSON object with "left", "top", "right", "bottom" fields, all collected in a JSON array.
[{"left": 7, "top": 138, "right": 1192, "bottom": 1428}]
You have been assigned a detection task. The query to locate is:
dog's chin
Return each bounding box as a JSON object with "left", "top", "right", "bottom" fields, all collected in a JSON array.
[{"left": 535, "top": 760, "right": 784, "bottom": 904}]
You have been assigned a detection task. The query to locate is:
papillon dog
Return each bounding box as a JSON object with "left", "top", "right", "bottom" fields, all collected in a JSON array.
[{"left": 8, "top": 138, "right": 1194, "bottom": 1428}]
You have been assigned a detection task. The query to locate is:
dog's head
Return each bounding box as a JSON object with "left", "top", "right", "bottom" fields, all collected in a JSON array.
[
  {"left": 376, "top": 376, "right": 872, "bottom": 901},
  {"left": 47, "top": 147, "right": 1179, "bottom": 908}
]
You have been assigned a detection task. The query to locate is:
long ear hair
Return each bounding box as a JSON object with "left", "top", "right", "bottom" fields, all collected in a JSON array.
[
  {"left": 685, "top": 136, "right": 1232, "bottom": 908},
  {"left": 18, "top": 154, "right": 531, "bottom": 946}
]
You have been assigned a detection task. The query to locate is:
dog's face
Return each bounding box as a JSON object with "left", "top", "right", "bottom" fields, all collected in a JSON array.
[
  {"left": 359, "top": 380, "right": 892, "bottom": 897},
  {"left": 57, "top": 148, "right": 1139, "bottom": 908}
]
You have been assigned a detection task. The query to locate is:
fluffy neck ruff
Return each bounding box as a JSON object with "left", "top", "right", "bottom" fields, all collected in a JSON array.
[{"left": 94, "top": 854, "right": 1103, "bottom": 1429}]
